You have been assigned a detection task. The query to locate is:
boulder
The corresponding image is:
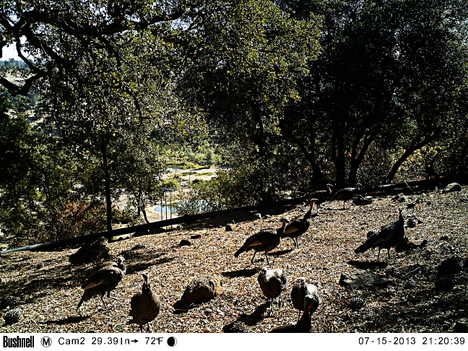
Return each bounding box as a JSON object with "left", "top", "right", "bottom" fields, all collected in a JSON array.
[
  {"left": 395, "top": 238, "right": 427, "bottom": 252},
  {"left": 348, "top": 296, "right": 365, "bottom": 311},
  {"left": 3, "top": 308, "right": 21, "bottom": 325},
  {"left": 0, "top": 296, "right": 20, "bottom": 310},
  {"left": 453, "top": 318, "right": 468, "bottom": 333},
  {"left": 434, "top": 276, "right": 455, "bottom": 291},
  {"left": 436, "top": 256, "right": 463, "bottom": 277},
  {"left": 443, "top": 182, "right": 462, "bottom": 193},
  {"left": 392, "top": 194, "right": 408, "bottom": 203},
  {"left": 406, "top": 216, "right": 422, "bottom": 228},
  {"left": 178, "top": 239, "right": 192, "bottom": 247},
  {"left": 176, "top": 276, "right": 222, "bottom": 308},
  {"left": 223, "top": 321, "right": 249, "bottom": 333},
  {"left": 353, "top": 195, "right": 373, "bottom": 206}
]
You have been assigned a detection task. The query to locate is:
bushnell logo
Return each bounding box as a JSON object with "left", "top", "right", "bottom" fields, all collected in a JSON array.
[{"left": 3, "top": 336, "right": 34, "bottom": 348}]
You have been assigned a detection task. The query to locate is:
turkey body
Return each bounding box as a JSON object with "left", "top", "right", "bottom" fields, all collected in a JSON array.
[
  {"left": 129, "top": 273, "right": 160, "bottom": 332},
  {"left": 77, "top": 256, "right": 126, "bottom": 311},
  {"left": 355, "top": 209, "right": 405, "bottom": 260},
  {"left": 291, "top": 278, "right": 321, "bottom": 321},
  {"left": 234, "top": 219, "right": 288, "bottom": 264},
  {"left": 257, "top": 268, "right": 287, "bottom": 310},
  {"left": 281, "top": 201, "right": 317, "bottom": 248}
]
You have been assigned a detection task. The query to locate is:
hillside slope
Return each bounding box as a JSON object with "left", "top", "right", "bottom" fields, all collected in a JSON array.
[{"left": 0, "top": 188, "right": 466, "bottom": 333}]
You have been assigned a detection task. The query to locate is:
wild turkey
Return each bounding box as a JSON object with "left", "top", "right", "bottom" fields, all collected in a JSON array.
[
  {"left": 234, "top": 219, "right": 289, "bottom": 264},
  {"left": 290, "top": 278, "right": 321, "bottom": 322},
  {"left": 355, "top": 209, "right": 405, "bottom": 261},
  {"left": 128, "top": 273, "right": 160, "bottom": 332},
  {"left": 280, "top": 200, "right": 318, "bottom": 248},
  {"left": 327, "top": 184, "right": 358, "bottom": 209},
  {"left": 77, "top": 256, "right": 126, "bottom": 311},
  {"left": 69, "top": 236, "right": 110, "bottom": 265},
  {"left": 257, "top": 268, "right": 287, "bottom": 311},
  {"left": 271, "top": 284, "right": 320, "bottom": 333}
]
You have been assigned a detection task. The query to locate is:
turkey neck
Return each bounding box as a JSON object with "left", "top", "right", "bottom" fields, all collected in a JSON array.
[
  {"left": 302, "top": 203, "right": 316, "bottom": 222},
  {"left": 277, "top": 221, "right": 288, "bottom": 235}
]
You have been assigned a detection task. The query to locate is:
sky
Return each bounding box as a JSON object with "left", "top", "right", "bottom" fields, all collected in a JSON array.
[{"left": 1, "top": 42, "right": 21, "bottom": 61}]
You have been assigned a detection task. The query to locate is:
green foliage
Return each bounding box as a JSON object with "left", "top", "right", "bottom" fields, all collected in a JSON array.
[
  {"left": 356, "top": 143, "right": 393, "bottom": 189},
  {"left": 0, "top": 92, "right": 81, "bottom": 243},
  {"left": 160, "top": 178, "right": 181, "bottom": 192},
  {"left": 179, "top": 0, "right": 322, "bottom": 148},
  {"left": 277, "top": 0, "right": 467, "bottom": 186}
]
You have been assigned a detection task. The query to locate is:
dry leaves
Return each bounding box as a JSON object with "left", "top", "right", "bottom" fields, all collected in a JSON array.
[{"left": 0, "top": 188, "right": 466, "bottom": 333}]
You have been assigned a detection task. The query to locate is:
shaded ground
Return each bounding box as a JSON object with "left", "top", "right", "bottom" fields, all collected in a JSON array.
[{"left": 0, "top": 187, "right": 466, "bottom": 333}]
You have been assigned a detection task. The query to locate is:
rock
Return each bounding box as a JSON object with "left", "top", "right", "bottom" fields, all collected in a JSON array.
[
  {"left": 3, "top": 309, "right": 21, "bottom": 325},
  {"left": 223, "top": 321, "right": 249, "bottom": 333},
  {"left": 353, "top": 195, "right": 373, "bottom": 206},
  {"left": 190, "top": 234, "right": 202, "bottom": 239},
  {"left": 406, "top": 216, "right": 422, "bottom": 228},
  {"left": 392, "top": 194, "right": 407, "bottom": 203},
  {"left": 404, "top": 279, "right": 417, "bottom": 289},
  {"left": 348, "top": 296, "right": 365, "bottom": 311},
  {"left": 178, "top": 239, "right": 192, "bottom": 247},
  {"left": 406, "top": 218, "right": 417, "bottom": 228},
  {"left": 131, "top": 244, "right": 146, "bottom": 251},
  {"left": 437, "top": 256, "right": 463, "bottom": 277},
  {"left": 254, "top": 213, "right": 262, "bottom": 219},
  {"left": 0, "top": 296, "right": 20, "bottom": 310},
  {"left": 177, "top": 276, "right": 222, "bottom": 308},
  {"left": 435, "top": 276, "right": 454, "bottom": 291},
  {"left": 110, "top": 233, "right": 134, "bottom": 241},
  {"left": 225, "top": 224, "right": 233, "bottom": 232},
  {"left": 453, "top": 318, "right": 468, "bottom": 332},
  {"left": 339, "top": 272, "right": 392, "bottom": 290},
  {"left": 406, "top": 202, "right": 416, "bottom": 209},
  {"left": 443, "top": 182, "right": 462, "bottom": 193},
  {"left": 395, "top": 238, "right": 427, "bottom": 252}
]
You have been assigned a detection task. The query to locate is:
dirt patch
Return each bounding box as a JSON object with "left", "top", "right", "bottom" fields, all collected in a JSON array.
[{"left": 0, "top": 188, "right": 466, "bottom": 332}]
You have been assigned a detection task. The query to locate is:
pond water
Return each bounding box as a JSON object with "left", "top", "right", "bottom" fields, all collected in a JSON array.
[{"left": 153, "top": 204, "right": 178, "bottom": 214}]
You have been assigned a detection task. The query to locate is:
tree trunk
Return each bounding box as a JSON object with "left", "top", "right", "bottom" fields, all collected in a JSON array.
[
  {"left": 386, "top": 136, "right": 431, "bottom": 183},
  {"left": 101, "top": 143, "right": 113, "bottom": 233},
  {"left": 142, "top": 206, "right": 150, "bottom": 224},
  {"left": 334, "top": 119, "right": 346, "bottom": 188},
  {"left": 279, "top": 122, "right": 324, "bottom": 186},
  {"left": 348, "top": 134, "right": 374, "bottom": 185}
]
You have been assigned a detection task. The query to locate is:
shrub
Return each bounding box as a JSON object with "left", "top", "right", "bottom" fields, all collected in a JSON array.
[{"left": 357, "top": 143, "right": 393, "bottom": 189}]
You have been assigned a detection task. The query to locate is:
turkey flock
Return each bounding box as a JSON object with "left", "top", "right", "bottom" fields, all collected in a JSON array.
[{"left": 69, "top": 183, "right": 415, "bottom": 333}]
